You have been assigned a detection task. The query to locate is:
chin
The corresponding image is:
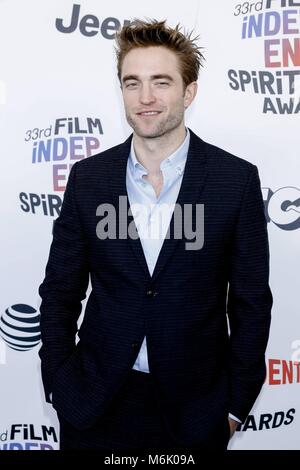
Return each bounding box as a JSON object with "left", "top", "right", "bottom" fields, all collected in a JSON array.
[
  {"left": 137, "top": 131, "right": 162, "bottom": 139},
  {"left": 133, "top": 125, "right": 167, "bottom": 139}
]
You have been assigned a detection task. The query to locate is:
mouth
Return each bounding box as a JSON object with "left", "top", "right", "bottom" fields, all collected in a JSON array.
[{"left": 136, "top": 111, "right": 162, "bottom": 117}]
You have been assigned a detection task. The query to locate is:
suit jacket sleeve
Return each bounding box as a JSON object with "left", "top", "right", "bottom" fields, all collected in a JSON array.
[
  {"left": 38, "top": 162, "right": 89, "bottom": 402},
  {"left": 227, "top": 165, "right": 272, "bottom": 422}
]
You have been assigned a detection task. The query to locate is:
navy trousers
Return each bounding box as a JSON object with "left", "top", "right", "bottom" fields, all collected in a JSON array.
[{"left": 58, "top": 369, "right": 229, "bottom": 451}]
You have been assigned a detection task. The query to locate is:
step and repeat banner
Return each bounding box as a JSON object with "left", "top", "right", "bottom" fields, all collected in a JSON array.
[{"left": 0, "top": 0, "right": 299, "bottom": 450}]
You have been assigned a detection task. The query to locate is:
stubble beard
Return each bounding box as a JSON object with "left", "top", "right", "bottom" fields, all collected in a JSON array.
[{"left": 126, "top": 109, "right": 185, "bottom": 140}]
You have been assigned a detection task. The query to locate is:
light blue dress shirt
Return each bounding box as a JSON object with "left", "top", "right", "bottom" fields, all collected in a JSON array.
[{"left": 126, "top": 129, "right": 190, "bottom": 373}]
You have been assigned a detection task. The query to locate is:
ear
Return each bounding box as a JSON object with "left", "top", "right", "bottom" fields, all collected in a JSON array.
[{"left": 183, "top": 82, "right": 198, "bottom": 109}]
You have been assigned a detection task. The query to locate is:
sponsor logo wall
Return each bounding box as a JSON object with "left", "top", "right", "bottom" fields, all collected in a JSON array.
[{"left": 0, "top": 0, "right": 298, "bottom": 450}]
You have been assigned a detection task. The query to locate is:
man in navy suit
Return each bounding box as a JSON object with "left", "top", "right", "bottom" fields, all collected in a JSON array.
[{"left": 39, "top": 19, "right": 272, "bottom": 450}]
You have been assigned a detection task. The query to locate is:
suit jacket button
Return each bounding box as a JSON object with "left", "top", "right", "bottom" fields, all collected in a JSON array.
[
  {"left": 131, "top": 342, "right": 139, "bottom": 349},
  {"left": 146, "top": 290, "right": 158, "bottom": 298}
]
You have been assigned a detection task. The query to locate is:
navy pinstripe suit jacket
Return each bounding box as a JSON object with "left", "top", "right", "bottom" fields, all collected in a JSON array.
[{"left": 39, "top": 129, "right": 272, "bottom": 444}]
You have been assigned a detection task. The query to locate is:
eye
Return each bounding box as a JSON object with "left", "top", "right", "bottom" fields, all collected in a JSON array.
[
  {"left": 155, "top": 81, "right": 170, "bottom": 87},
  {"left": 126, "top": 82, "right": 138, "bottom": 89}
]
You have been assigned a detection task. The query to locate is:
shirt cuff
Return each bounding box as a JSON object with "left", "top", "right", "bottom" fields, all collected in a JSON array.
[{"left": 228, "top": 413, "right": 242, "bottom": 423}]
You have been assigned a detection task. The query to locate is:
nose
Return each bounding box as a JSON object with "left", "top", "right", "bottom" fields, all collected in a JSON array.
[{"left": 139, "top": 83, "right": 155, "bottom": 104}]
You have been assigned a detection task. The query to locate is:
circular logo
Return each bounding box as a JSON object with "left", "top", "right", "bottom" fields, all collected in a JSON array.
[{"left": 0, "top": 304, "right": 40, "bottom": 351}]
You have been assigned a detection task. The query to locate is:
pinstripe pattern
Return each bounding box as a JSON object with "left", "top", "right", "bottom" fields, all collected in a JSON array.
[{"left": 39, "top": 129, "right": 272, "bottom": 444}]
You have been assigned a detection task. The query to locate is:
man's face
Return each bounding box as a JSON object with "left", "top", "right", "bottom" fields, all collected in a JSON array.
[{"left": 120, "top": 46, "right": 197, "bottom": 139}]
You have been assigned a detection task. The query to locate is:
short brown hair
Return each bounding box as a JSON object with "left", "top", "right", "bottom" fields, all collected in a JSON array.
[{"left": 115, "top": 19, "right": 204, "bottom": 88}]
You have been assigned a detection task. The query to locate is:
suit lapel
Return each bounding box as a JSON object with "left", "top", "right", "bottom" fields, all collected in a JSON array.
[
  {"left": 151, "top": 129, "right": 208, "bottom": 282},
  {"left": 109, "top": 129, "right": 208, "bottom": 281},
  {"left": 110, "top": 135, "right": 151, "bottom": 278}
]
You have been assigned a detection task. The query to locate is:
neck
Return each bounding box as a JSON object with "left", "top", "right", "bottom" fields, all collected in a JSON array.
[{"left": 132, "top": 125, "right": 186, "bottom": 175}]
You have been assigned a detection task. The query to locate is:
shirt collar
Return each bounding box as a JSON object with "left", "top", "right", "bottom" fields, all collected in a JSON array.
[{"left": 129, "top": 128, "right": 190, "bottom": 177}]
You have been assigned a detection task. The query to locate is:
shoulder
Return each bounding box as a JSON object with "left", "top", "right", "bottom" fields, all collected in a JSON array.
[
  {"left": 189, "top": 130, "right": 257, "bottom": 185},
  {"left": 207, "top": 141, "right": 257, "bottom": 182},
  {"left": 205, "top": 141, "right": 255, "bottom": 172},
  {"left": 73, "top": 140, "right": 128, "bottom": 173}
]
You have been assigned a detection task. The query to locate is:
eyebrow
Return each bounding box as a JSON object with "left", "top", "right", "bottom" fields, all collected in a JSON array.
[{"left": 122, "top": 74, "right": 174, "bottom": 84}]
